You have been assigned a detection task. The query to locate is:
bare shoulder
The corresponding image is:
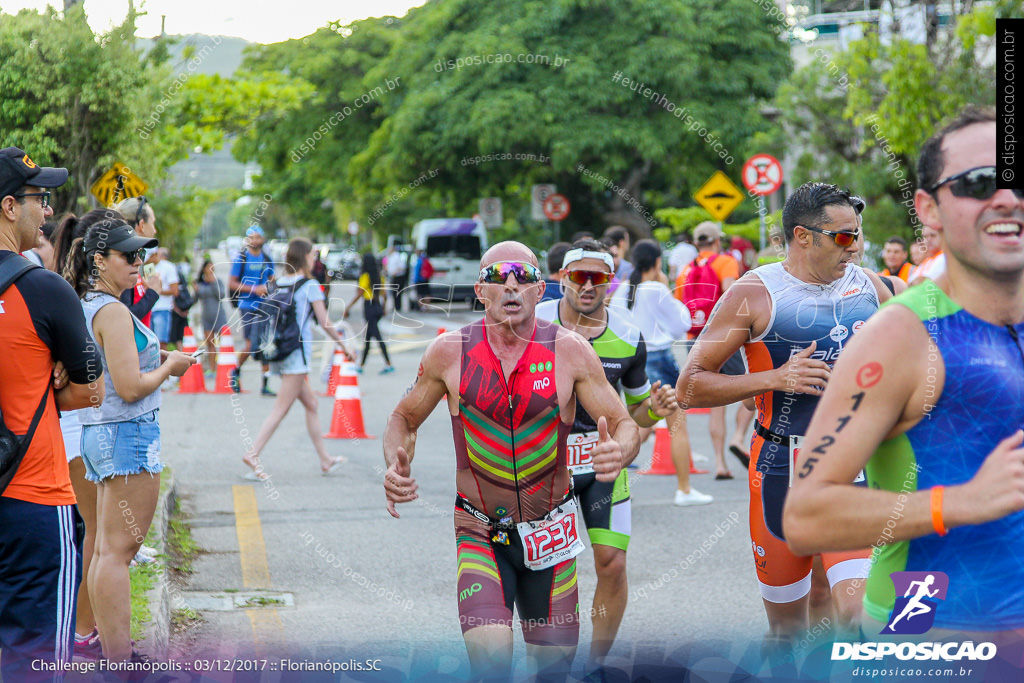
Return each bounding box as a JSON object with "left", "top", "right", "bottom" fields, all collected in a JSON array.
[
  {"left": 554, "top": 323, "right": 595, "bottom": 356},
  {"left": 708, "top": 270, "right": 769, "bottom": 332},
  {"left": 421, "top": 328, "right": 465, "bottom": 377},
  {"left": 92, "top": 299, "right": 133, "bottom": 336}
]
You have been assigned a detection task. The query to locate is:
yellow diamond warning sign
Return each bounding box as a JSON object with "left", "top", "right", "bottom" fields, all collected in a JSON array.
[
  {"left": 90, "top": 163, "right": 148, "bottom": 207},
  {"left": 694, "top": 171, "right": 743, "bottom": 222}
]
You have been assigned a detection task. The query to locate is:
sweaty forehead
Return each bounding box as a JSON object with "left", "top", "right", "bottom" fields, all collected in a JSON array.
[{"left": 480, "top": 242, "right": 536, "bottom": 268}]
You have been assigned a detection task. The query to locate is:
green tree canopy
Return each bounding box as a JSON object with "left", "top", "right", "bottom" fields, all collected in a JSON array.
[{"left": 235, "top": 0, "right": 792, "bottom": 245}]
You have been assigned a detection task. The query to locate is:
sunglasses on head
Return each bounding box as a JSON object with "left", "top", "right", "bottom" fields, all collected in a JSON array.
[
  {"left": 800, "top": 225, "right": 860, "bottom": 247},
  {"left": 134, "top": 196, "right": 148, "bottom": 225},
  {"left": 928, "top": 166, "right": 1024, "bottom": 201},
  {"left": 564, "top": 269, "right": 613, "bottom": 287},
  {"left": 478, "top": 261, "right": 542, "bottom": 284}
]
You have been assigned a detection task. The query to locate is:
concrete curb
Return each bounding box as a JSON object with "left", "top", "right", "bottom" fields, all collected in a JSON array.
[{"left": 137, "top": 472, "right": 177, "bottom": 660}]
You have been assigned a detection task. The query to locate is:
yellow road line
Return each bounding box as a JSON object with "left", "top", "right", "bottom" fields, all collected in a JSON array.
[
  {"left": 233, "top": 486, "right": 272, "bottom": 588},
  {"left": 232, "top": 485, "right": 284, "bottom": 648}
]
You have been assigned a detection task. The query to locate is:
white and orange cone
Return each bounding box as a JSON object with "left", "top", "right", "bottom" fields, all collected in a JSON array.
[
  {"left": 178, "top": 326, "right": 207, "bottom": 394},
  {"left": 213, "top": 325, "right": 239, "bottom": 394},
  {"left": 324, "top": 361, "right": 374, "bottom": 439}
]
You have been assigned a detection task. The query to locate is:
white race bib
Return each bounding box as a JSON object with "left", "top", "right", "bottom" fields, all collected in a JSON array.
[
  {"left": 517, "top": 498, "right": 586, "bottom": 571},
  {"left": 566, "top": 431, "right": 599, "bottom": 475},
  {"left": 790, "top": 434, "right": 865, "bottom": 486}
]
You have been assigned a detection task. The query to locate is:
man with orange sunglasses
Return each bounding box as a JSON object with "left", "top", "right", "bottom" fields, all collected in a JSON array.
[{"left": 678, "top": 183, "right": 892, "bottom": 649}]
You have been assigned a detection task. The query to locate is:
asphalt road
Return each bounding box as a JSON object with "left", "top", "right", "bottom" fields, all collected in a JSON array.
[{"left": 159, "top": 276, "right": 782, "bottom": 681}]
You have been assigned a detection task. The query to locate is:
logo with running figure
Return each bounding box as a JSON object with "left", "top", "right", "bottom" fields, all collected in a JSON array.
[{"left": 882, "top": 571, "right": 949, "bottom": 634}]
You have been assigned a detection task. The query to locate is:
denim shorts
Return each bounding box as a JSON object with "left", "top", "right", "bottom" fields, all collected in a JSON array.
[
  {"left": 150, "top": 310, "right": 171, "bottom": 343},
  {"left": 645, "top": 348, "right": 681, "bottom": 388},
  {"left": 80, "top": 410, "right": 162, "bottom": 483},
  {"left": 270, "top": 346, "right": 308, "bottom": 376}
]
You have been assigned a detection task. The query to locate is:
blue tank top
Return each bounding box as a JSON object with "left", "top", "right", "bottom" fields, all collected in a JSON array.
[
  {"left": 863, "top": 280, "right": 1024, "bottom": 630},
  {"left": 745, "top": 263, "right": 879, "bottom": 472},
  {"left": 80, "top": 291, "right": 162, "bottom": 425}
]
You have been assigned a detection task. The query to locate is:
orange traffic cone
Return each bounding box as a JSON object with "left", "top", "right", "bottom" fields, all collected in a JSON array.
[
  {"left": 437, "top": 327, "right": 447, "bottom": 336},
  {"left": 323, "top": 346, "right": 345, "bottom": 397},
  {"left": 213, "top": 325, "right": 239, "bottom": 394},
  {"left": 324, "top": 361, "right": 374, "bottom": 439},
  {"left": 686, "top": 407, "right": 710, "bottom": 415},
  {"left": 178, "top": 326, "right": 207, "bottom": 394},
  {"left": 639, "top": 420, "right": 707, "bottom": 475}
]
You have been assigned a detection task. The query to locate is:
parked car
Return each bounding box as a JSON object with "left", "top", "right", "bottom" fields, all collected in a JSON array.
[{"left": 324, "top": 248, "right": 361, "bottom": 281}]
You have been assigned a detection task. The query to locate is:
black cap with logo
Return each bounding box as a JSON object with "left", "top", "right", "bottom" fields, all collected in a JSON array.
[
  {"left": 84, "top": 221, "right": 159, "bottom": 255},
  {"left": 0, "top": 147, "right": 69, "bottom": 200}
]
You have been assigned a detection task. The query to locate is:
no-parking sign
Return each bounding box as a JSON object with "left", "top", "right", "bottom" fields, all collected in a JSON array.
[{"left": 742, "top": 154, "right": 783, "bottom": 196}]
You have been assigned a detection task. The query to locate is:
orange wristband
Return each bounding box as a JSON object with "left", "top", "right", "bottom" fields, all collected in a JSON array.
[{"left": 931, "top": 486, "right": 948, "bottom": 536}]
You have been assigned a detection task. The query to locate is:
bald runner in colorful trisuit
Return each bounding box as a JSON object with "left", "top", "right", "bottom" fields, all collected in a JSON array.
[
  {"left": 536, "top": 238, "right": 677, "bottom": 669},
  {"left": 785, "top": 107, "right": 1024, "bottom": 635},
  {"left": 679, "top": 183, "right": 893, "bottom": 645},
  {"left": 383, "top": 241, "right": 640, "bottom": 680}
]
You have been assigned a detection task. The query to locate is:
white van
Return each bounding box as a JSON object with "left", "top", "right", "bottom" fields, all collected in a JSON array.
[{"left": 411, "top": 218, "right": 488, "bottom": 305}]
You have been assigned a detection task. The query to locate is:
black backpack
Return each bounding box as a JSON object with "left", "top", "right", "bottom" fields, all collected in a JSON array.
[
  {"left": 0, "top": 258, "right": 52, "bottom": 495},
  {"left": 174, "top": 268, "right": 195, "bottom": 312},
  {"left": 252, "top": 278, "right": 310, "bottom": 363}
]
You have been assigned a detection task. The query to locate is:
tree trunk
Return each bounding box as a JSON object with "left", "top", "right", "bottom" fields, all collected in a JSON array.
[{"left": 601, "top": 160, "right": 653, "bottom": 240}]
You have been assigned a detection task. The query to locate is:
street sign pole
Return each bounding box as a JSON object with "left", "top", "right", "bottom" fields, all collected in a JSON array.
[{"left": 758, "top": 196, "right": 766, "bottom": 252}]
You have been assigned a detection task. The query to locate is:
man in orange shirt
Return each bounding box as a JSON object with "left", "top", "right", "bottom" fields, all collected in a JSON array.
[
  {"left": 0, "top": 147, "right": 104, "bottom": 682},
  {"left": 879, "top": 236, "right": 912, "bottom": 281},
  {"left": 675, "top": 222, "right": 754, "bottom": 478}
]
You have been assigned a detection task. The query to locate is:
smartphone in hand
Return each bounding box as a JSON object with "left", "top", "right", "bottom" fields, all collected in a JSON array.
[{"left": 190, "top": 349, "right": 206, "bottom": 359}]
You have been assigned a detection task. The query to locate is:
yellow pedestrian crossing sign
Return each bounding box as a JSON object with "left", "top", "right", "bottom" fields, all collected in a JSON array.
[
  {"left": 694, "top": 171, "right": 744, "bottom": 222},
  {"left": 90, "top": 162, "right": 148, "bottom": 207}
]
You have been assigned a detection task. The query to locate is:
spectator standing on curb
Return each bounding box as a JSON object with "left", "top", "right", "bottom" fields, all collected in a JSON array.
[
  {"left": 229, "top": 225, "right": 276, "bottom": 396},
  {"left": 65, "top": 219, "right": 196, "bottom": 664},
  {"left": 611, "top": 239, "right": 712, "bottom": 506},
  {"left": 345, "top": 252, "right": 394, "bottom": 374},
  {"left": 0, "top": 146, "right": 104, "bottom": 683},
  {"left": 52, "top": 209, "right": 151, "bottom": 661},
  {"left": 241, "top": 238, "right": 349, "bottom": 480}
]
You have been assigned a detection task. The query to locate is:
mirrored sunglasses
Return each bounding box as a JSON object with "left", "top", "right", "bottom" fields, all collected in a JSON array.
[
  {"left": 478, "top": 261, "right": 542, "bottom": 284},
  {"left": 564, "top": 270, "right": 613, "bottom": 286}
]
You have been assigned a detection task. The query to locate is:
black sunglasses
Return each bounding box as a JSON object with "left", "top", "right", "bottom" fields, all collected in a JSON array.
[
  {"left": 928, "top": 166, "right": 1024, "bottom": 201},
  {"left": 118, "top": 248, "right": 144, "bottom": 263}
]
